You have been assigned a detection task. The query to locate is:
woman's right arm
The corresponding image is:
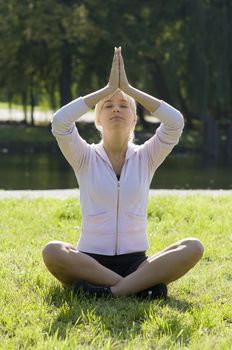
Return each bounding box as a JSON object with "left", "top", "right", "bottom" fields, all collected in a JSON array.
[
  {"left": 51, "top": 48, "right": 119, "bottom": 172},
  {"left": 83, "top": 47, "right": 120, "bottom": 108},
  {"left": 52, "top": 47, "right": 120, "bottom": 135}
]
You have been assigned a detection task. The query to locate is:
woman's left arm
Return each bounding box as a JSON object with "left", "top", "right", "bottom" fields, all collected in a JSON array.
[
  {"left": 119, "top": 47, "right": 184, "bottom": 130},
  {"left": 119, "top": 47, "right": 161, "bottom": 113}
]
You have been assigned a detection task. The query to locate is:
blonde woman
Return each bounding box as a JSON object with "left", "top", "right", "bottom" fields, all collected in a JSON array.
[{"left": 42, "top": 47, "right": 204, "bottom": 299}]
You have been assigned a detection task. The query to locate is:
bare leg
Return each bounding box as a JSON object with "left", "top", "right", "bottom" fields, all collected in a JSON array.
[
  {"left": 42, "top": 240, "right": 123, "bottom": 287},
  {"left": 111, "top": 238, "right": 204, "bottom": 296},
  {"left": 42, "top": 238, "right": 204, "bottom": 297}
]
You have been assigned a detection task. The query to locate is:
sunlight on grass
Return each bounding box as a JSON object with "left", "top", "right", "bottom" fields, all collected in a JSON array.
[{"left": 0, "top": 196, "right": 231, "bottom": 349}]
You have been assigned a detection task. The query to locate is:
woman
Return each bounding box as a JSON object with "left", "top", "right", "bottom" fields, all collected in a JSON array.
[{"left": 42, "top": 47, "right": 204, "bottom": 299}]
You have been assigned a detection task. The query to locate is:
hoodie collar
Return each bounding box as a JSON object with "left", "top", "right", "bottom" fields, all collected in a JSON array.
[{"left": 94, "top": 142, "right": 139, "bottom": 165}]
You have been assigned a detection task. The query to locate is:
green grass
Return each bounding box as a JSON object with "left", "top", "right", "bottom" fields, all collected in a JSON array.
[{"left": 0, "top": 195, "right": 231, "bottom": 349}]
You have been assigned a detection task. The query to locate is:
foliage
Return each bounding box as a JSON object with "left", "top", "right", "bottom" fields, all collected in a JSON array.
[
  {"left": 0, "top": 1, "right": 231, "bottom": 123},
  {"left": 0, "top": 195, "right": 231, "bottom": 349}
]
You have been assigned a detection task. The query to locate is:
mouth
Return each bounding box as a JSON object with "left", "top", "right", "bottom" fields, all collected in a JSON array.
[{"left": 110, "top": 115, "right": 123, "bottom": 120}]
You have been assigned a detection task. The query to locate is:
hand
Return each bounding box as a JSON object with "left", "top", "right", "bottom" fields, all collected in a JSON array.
[
  {"left": 119, "top": 47, "right": 130, "bottom": 92},
  {"left": 107, "top": 47, "right": 120, "bottom": 93}
]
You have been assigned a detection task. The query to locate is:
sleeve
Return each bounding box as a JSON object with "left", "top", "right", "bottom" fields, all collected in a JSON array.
[
  {"left": 51, "top": 97, "right": 91, "bottom": 173},
  {"left": 143, "top": 100, "right": 184, "bottom": 173}
]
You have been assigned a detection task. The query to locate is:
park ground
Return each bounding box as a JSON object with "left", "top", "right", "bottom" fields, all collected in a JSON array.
[{"left": 0, "top": 193, "right": 231, "bottom": 349}]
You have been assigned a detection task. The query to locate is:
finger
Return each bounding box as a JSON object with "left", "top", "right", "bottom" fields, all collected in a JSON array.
[
  {"left": 119, "top": 52, "right": 125, "bottom": 70},
  {"left": 113, "top": 48, "right": 117, "bottom": 62},
  {"left": 116, "top": 47, "right": 120, "bottom": 69},
  {"left": 118, "top": 46, "right": 122, "bottom": 57},
  {"left": 118, "top": 47, "right": 124, "bottom": 66},
  {"left": 110, "top": 47, "right": 120, "bottom": 86},
  {"left": 111, "top": 50, "right": 118, "bottom": 70},
  {"left": 109, "top": 49, "right": 119, "bottom": 85}
]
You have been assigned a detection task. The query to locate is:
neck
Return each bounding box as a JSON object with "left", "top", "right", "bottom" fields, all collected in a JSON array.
[{"left": 103, "top": 132, "right": 129, "bottom": 158}]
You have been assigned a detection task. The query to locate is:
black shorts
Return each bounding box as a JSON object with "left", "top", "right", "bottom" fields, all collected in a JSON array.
[{"left": 83, "top": 251, "right": 147, "bottom": 277}]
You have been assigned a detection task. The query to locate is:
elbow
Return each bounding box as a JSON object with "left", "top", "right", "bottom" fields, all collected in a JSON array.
[
  {"left": 51, "top": 109, "right": 65, "bottom": 134},
  {"left": 176, "top": 111, "right": 185, "bottom": 130},
  {"left": 51, "top": 113, "right": 60, "bottom": 133},
  {"left": 52, "top": 107, "right": 63, "bottom": 123},
  {"left": 51, "top": 108, "right": 74, "bottom": 136},
  {"left": 51, "top": 111, "right": 59, "bottom": 126},
  {"left": 52, "top": 107, "right": 66, "bottom": 127}
]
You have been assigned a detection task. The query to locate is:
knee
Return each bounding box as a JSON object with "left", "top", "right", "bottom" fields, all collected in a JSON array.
[
  {"left": 183, "top": 238, "right": 204, "bottom": 261},
  {"left": 42, "top": 240, "right": 63, "bottom": 266}
]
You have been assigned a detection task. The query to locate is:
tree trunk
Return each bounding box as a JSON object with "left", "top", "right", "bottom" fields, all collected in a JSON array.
[
  {"left": 59, "top": 44, "right": 72, "bottom": 107},
  {"left": 151, "top": 60, "right": 173, "bottom": 104},
  {"left": 203, "top": 114, "right": 219, "bottom": 160},
  {"left": 30, "top": 82, "right": 35, "bottom": 126},
  {"left": 178, "top": 90, "right": 194, "bottom": 128},
  {"left": 22, "top": 93, "right": 27, "bottom": 124}
]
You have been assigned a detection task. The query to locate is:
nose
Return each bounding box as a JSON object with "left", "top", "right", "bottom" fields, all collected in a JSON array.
[{"left": 113, "top": 105, "right": 120, "bottom": 112}]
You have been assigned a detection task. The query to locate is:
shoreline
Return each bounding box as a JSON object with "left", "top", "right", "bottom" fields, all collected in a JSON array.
[{"left": 0, "top": 189, "right": 232, "bottom": 199}]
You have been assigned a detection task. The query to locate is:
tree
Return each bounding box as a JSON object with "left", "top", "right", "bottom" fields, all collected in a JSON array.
[{"left": 1, "top": 0, "right": 232, "bottom": 161}]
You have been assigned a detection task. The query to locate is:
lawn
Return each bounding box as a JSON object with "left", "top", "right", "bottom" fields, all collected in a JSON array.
[{"left": 0, "top": 195, "right": 231, "bottom": 349}]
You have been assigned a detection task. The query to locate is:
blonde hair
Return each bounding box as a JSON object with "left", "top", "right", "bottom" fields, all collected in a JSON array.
[{"left": 95, "top": 89, "right": 137, "bottom": 142}]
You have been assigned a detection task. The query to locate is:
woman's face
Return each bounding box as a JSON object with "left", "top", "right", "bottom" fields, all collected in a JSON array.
[{"left": 98, "top": 91, "right": 136, "bottom": 136}]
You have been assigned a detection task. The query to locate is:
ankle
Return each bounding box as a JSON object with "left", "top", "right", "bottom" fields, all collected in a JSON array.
[{"left": 110, "top": 283, "right": 124, "bottom": 297}]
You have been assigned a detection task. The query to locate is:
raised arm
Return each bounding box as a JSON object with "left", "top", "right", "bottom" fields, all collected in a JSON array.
[
  {"left": 52, "top": 48, "right": 120, "bottom": 135},
  {"left": 119, "top": 47, "right": 184, "bottom": 129},
  {"left": 51, "top": 48, "right": 121, "bottom": 172},
  {"left": 119, "top": 47, "right": 161, "bottom": 113}
]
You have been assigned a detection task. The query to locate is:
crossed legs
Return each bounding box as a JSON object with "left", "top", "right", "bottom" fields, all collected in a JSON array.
[{"left": 42, "top": 238, "right": 204, "bottom": 296}]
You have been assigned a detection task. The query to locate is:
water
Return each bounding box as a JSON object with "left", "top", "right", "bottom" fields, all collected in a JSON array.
[{"left": 1, "top": 152, "right": 232, "bottom": 190}]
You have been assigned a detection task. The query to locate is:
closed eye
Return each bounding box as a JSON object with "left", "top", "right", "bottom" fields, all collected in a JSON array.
[{"left": 103, "top": 103, "right": 128, "bottom": 109}]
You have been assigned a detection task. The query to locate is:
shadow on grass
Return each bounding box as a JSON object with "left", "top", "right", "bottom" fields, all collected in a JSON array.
[{"left": 44, "top": 285, "right": 194, "bottom": 341}]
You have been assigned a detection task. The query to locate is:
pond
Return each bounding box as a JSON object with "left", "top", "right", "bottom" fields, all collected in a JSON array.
[{"left": 1, "top": 152, "right": 232, "bottom": 190}]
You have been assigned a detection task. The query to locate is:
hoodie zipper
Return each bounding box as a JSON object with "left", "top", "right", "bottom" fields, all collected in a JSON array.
[{"left": 115, "top": 180, "right": 120, "bottom": 254}]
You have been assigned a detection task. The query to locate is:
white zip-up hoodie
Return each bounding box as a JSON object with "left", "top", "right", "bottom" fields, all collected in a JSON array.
[{"left": 52, "top": 97, "right": 184, "bottom": 255}]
